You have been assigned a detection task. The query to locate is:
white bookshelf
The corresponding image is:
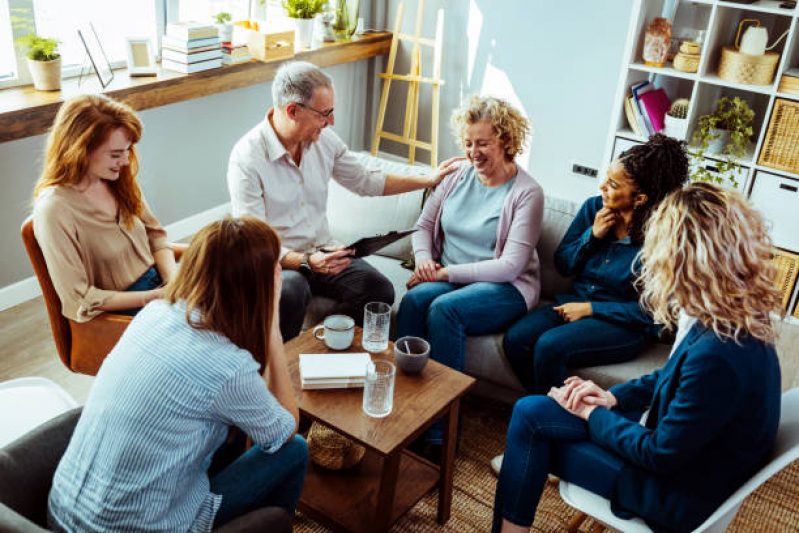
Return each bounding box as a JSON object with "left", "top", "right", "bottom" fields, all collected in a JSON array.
[{"left": 604, "top": 0, "right": 799, "bottom": 319}]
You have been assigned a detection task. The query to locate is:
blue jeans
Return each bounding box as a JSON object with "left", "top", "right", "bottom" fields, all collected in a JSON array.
[
  {"left": 503, "top": 303, "right": 647, "bottom": 394},
  {"left": 492, "top": 396, "right": 625, "bottom": 532},
  {"left": 210, "top": 435, "right": 308, "bottom": 527},
  {"left": 396, "top": 281, "right": 527, "bottom": 443},
  {"left": 118, "top": 266, "right": 163, "bottom": 316}
]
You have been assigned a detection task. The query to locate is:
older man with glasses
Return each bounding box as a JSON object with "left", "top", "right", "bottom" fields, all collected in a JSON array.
[{"left": 227, "top": 61, "right": 457, "bottom": 340}]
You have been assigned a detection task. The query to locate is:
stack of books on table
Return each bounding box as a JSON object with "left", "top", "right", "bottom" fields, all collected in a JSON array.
[
  {"left": 299, "top": 352, "right": 370, "bottom": 390},
  {"left": 161, "top": 22, "right": 222, "bottom": 74},
  {"left": 221, "top": 42, "right": 252, "bottom": 65},
  {"left": 778, "top": 68, "right": 799, "bottom": 96}
]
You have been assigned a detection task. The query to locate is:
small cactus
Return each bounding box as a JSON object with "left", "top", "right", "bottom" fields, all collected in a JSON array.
[{"left": 668, "top": 98, "right": 690, "bottom": 119}]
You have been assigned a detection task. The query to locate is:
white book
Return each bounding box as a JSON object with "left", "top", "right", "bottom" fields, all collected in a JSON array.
[
  {"left": 301, "top": 378, "right": 365, "bottom": 390},
  {"left": 299, "top": 352, "right": 371, "bottom": 382},
  {"left": 162, "top": 48, "right": 223, "bottom": 64},
  {"left": 161, "top": 58, "right": 222, "bottom": 74}
]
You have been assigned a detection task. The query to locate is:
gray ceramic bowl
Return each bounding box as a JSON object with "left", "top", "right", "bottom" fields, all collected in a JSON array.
[{"left": 394, "top": 336, "right": 431, "bottom": 373}]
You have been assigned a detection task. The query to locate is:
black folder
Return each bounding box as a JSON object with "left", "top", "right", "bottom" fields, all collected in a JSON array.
[{"left": 324, "top": 229, "right": 417, "bottom": 258}]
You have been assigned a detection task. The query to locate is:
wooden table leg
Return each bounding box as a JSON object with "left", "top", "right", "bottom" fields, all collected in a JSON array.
[
  {"left": 372, "top": 451, "right": 401, "bottom": 533},
  {"left": 437, "top": 399, "right": 459, "bottom": 525}
]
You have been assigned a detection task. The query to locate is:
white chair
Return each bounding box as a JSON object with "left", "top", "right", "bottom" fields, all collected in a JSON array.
[
  {"left": 0, "top": 377, "right": 78, "bottom": 448},
  {"left": 559, "top": 387, "right": 799, "bottom": 533}
]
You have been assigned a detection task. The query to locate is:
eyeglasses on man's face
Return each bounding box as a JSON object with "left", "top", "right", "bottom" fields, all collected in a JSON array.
[{"left": 296, "top": 102, "right": 334, "bottom": 119}]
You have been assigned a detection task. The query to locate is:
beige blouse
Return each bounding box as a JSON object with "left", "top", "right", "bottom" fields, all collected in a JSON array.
[{"left": 33, "top": 186, "right": 168, "bottom": 323}]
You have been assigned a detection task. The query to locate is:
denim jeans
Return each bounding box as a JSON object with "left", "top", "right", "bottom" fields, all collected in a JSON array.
[
  {"left": 396, "top": 281, "right": 527, "bottom": 443},
  {"left": 118, "top": 266, "right": 163, "bottom": 316},
  {"left": 210, "top": 435, "right": 308, "bottom": 527},
  {"left": 503, "top": 303, "right": 647, "bottom": 394},
  {"left": 279, "top": 258, "right": 395, "bottom": 341},
  {"left": 492, "top": 396, "right": 625, "bottom": 532}
]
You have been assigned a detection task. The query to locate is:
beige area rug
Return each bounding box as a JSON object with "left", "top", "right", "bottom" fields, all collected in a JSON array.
[{"left": 294, "top": 397, "right": 798, "bottom": 532}]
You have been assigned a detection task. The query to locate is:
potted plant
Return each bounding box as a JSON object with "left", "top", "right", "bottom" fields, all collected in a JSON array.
[
  {"left": 662, "top": 98, "right": 690, "bottom": 140},
  {"left": 691, "top": 96, "right": 754, "bottom": 187},
  {"left": 12, "top": 10, "right": 61, "bottom": 91},
  {"left": 282, "top": 0, "right": 327, "bottom": 49},
  {"left": 214, "top": 12, "right": 234, "bottom": 43}
]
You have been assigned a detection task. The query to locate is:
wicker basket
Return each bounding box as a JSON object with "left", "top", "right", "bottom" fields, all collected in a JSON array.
[
  {"left": 759, "top": 99, "right": 799, "bottom": 174},
  {"left": 718, "top": 47, "right": 779, "bottom": 85},
  {"left": 307, "top": 422, "right": 365, "bottom": 470},
  {"left": 674, "top": 52, "right": 700, "bottom": 73},
  {"left": 773, "top": 250, "right": 799, "bottom": 311}
]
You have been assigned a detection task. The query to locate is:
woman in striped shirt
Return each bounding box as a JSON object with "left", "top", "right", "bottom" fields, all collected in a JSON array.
[{"left": 48, "top": 217, "right": 307, "bottom": 532}]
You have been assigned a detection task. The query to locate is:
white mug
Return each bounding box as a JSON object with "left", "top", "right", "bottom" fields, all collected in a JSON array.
[{"left": 313, "top": 315, "right": 355, "bottom": 350}]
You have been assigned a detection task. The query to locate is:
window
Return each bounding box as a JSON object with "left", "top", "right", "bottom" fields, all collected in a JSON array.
[
  {"left": 178, "top": 0, "right": 250, "bottom": 23},
  {"left": 0, "top": 1, "right": 16, "bottom": 80}
]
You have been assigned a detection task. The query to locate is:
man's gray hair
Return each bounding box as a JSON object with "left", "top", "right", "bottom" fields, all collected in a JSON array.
[{"left": 272, "top": 61, "right": 333, "bottom": 108}]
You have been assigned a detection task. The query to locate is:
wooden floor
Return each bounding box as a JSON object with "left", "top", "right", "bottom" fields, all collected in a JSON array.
[{"left": 0, "top": 297, "right": 93, "bottom": 403}]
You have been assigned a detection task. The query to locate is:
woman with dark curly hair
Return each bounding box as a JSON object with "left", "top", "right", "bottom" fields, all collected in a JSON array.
[{"left": 502, "top": 133, "right": 689, "bottom": 395}]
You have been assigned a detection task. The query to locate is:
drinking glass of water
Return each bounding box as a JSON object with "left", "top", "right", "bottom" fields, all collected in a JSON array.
[
  {"left": 362, "top": 302, "right": 390, "bottom": 352},
  {"left": 363, "top": 359, "right": 395, "bottom": 418}
]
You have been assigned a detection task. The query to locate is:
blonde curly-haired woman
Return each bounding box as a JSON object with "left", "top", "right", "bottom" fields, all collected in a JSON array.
[{"left": 493, "top": 183, "right": 783, "bottom": 533}]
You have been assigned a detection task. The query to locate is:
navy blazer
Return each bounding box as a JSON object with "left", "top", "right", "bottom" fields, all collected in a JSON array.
[{"left": 588, "top": 322, "right": 781, "bottom": 532}]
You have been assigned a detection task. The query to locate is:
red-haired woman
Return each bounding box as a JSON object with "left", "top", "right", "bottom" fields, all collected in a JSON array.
[{"left": 33, "top": 94, "right": 176, "bottom": 321}]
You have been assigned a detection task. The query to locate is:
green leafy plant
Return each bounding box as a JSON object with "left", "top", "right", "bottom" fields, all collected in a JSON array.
[
  {"left": 691, "top": 96, "right": 754, "bottom": 187},
  {"left": 282, "top": 0, "right": 327, "bottom": 19},
  {"left": 11, "top": 8, "right": 60, "bottom": 61},
  {"left": 214, "top": 12, "right": 232, "bottom": 24}
]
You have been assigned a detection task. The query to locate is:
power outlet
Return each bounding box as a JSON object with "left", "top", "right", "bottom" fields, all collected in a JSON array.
[{"left": 572, "top": 163, "right": 598, "bottom": 178}]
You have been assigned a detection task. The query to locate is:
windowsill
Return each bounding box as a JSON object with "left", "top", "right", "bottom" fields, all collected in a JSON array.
[{"left": 0, "top": 31, "right": 392, "bottom": 144}]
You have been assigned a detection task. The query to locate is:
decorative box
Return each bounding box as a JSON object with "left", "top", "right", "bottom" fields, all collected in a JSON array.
[{"left": 246, "top": 27, "right": 295, "bottom": 62}]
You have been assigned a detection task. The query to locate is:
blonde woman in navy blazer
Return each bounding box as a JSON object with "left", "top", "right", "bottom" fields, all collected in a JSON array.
[{"left": 493, "top": 183, "right": 783, "bottom": 533}]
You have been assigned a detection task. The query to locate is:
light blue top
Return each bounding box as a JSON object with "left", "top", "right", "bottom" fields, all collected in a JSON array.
[
  {"left": 440, "top": 167, "right": 516, "bottom": 267},
  {"left": 48, "top": 300, "right": 294, "bottom": 533}
]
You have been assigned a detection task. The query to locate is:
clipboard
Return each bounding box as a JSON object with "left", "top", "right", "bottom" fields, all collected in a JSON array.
[{"left": 322, "top": 229, "right": 417, "bottom": 258}]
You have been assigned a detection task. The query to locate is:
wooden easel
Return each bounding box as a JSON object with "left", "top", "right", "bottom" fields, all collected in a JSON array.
[{"left": 371, "top": 1, "right": 445, "bottom": 166}]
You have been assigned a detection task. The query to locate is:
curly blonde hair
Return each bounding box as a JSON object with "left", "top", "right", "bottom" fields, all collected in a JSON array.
[
  {"left": 451, "top": 95, "right": 531, "bottom": 160},
  {"left": 637, "top": 183, "right": 782, "bottom": 344}
]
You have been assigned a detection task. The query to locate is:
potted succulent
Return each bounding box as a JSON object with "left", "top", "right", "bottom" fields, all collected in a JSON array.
[
  {"left": 214, "top": 12, "right": 234, "bottom": 43},
  {"left": 282, "top": 0, "right": 328, "bottom": 49},
  {"left": 662, "top": 98, "right": 690, "bottom": 140},
  {"left": 12, "top": 10, "right": 61, "bottom": 91},
  {"left": 691, "top": 96, "right": 755, "bottom": 187}
]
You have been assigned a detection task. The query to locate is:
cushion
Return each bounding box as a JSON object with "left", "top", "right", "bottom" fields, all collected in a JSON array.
[
  {"left": 0, "top": 378, "right": 79, "bottom": 448},
  {"left": 326, "top": 152, "right": 429, "bottom": 262},
  {"left": 537, "top": 196, "right": 580, "bottom": 301}
]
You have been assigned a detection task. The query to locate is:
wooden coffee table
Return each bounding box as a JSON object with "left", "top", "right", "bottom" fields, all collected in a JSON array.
[{"left": 285, "top": 326, "right": 475, "bottom": 533}]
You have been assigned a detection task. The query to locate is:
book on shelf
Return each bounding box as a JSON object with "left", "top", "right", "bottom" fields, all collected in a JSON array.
[
  {"left": 624, "top": 95, "right": 645, "bottom": 136},
  {"left": 161, "top": 58, "right": 222, "bottom": 74},
  {"left": 162, "top": 48, "right": 223, "bottom": 64},
  {"left": 162, "top": 35, "right": 221, "bottom": 51},
  {"left": 222, "top": 54, "right": 253, "bottom": 65},
  {"left": 222, "top": 44, "right": 251, "bottom": 58},
  {"left": 631, "top": 81, "right": 655, "bottom": 136},
  {"left": 299, "top": 352, "right": 371, "bottom": 390},
  {"left": 638, "top": 88, "right": 672, "bottom": 133},
  {"left": 166, "top": 21, "right": 218, "bottom": 41}
]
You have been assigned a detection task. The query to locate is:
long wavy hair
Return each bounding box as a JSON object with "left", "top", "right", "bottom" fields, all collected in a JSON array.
[
  {"left": 618, "top": 133, "right": 689, "bottom": 245},
  {"left": 165, "top": 217, "right": 281, "bottom": 371},
  {"left": 33, "top": 94, "right": 145, "bottom": 227},
  {"left": 637, "top": 183, "right": 782, "bottom": 343}
]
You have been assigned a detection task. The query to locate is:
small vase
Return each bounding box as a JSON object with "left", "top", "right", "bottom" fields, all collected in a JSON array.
[
  {"left": 293, "top": 17, "right": 315, "bottom": 49},
  {"left": 27, "top": 57, "right": 61, "bottom": 91},
  {"left": 333, "top": 0, "right": 360, "bottom": 41},
  {"left": 643, "top": 17, "right": 672, "bottom": 67},
  {"left": 216, "top": 23, "right": 234, "bottom": 43},
  {"left": 705, "top": 128, "right": 731, "bottom": 154},
  {"left": 663, "top": 114, "right": 689, "bottom": 140}
]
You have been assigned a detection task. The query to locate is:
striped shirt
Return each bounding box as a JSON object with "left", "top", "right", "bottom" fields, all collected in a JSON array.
[{"left": 48, "top": 300, "right": 295, "bottom": 533}]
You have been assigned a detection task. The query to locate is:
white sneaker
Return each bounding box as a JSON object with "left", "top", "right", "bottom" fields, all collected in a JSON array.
[{"left": 491, "top": 454, "right": 503, "bottom": 476}]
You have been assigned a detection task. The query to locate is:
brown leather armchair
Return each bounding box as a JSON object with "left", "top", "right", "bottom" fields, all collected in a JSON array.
[{"left": 21, "top": 216, "right": 187, "bottom": 376}]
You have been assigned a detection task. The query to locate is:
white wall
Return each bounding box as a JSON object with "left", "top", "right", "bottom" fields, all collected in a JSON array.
[{"left": 377, "top": 0, "right": 634, "bottom": 200}]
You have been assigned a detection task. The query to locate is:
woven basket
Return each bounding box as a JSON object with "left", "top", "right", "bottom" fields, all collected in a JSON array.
[
  {"left": 772, "top": 250, "right": 799, "bottom": 311},
  {"left": 674, "top": 52, "right": 700, "bottom": 73},
  {"left": 759, "top": 99, "right": 799, "bottom": 174},
  {"left": 307, "top": 422, "right": 365, "bottom": 470},
  {"left": 718, "top": 47, "right": 779, "bottom": 85}
]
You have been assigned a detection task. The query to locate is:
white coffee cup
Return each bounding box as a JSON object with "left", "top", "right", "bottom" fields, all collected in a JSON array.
[{"left": 313, "top": 315, "right": 355, "bottom": 350}]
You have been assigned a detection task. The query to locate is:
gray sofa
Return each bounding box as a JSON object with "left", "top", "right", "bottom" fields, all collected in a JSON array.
[
  {"left": 0, "top": 408, "right": 293, "bottom": 533},
  {"left": 305, "top": 153, "right": 799, "bottom": 402}
]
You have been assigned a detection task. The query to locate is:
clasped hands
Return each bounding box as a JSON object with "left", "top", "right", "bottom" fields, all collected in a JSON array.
[
  {"left": 548, "top": 376, "right": 617, "bottom": 421},
  {"left": 407, "top": 259, "right": 448, "bottom": 288}
]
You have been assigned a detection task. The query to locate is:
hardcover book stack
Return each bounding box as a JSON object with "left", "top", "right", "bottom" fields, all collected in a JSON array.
[
  {"left": 299, "top": 352, "right": 370, "bottom": 390},
  {"left": 162, "top": 22, "right": 222, "bottom": 74},
  {"left": 221, "top": 42, "right": 252, "bottom": 65}
]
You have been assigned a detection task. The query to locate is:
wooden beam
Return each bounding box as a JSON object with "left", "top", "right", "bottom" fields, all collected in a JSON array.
[{"left": 0, "top": 32, "right": 392, "bottom": 144}]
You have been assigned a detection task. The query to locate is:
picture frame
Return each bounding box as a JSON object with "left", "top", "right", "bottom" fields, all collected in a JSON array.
[
  {"left": 125, "top": 36, "right": 157, "bottom": 76},
  {"left": 77, "top": 23, "right": 114, "bottom": 89}
]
